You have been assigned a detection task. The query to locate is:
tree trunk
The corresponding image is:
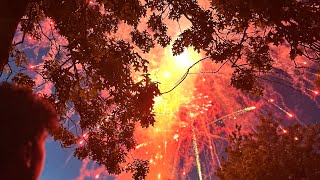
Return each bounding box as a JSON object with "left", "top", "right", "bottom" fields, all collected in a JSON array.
[{"left": 0, "top": 0, "right": 28, "bottom": 74}]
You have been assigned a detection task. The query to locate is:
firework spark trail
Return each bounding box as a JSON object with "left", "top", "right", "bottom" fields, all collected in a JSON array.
[
  {"left": 64, "top": 152, "right": 74, "bottom": 168},
  {"left": 199, "top": 113, "right": 222, "bottom": 172},
  {"left": 304, "top": 88, "right": 320, "bottom": 109},
  {"left": 270, "top": 100, "right": 293, "bottom": 117},
  {"left": 258, "top": 108, "right": 286, "bottom": 131},
  {"left": 212, "top": 141, "right": 221, "bottom": 169},
  {"left": 290, "top": 116, "right": 307, "bottom": 128},
  {"left": 205, "top": 137, "right": 222, "bottom": 171},
  {"left": 305, "top": 88, "right": 319, "bottom": 95},
  {"left": 306, "top": 70, "right": 319, "bottom": 77},
  {"left": 191, "top": 120, "right": 203, "bottom": 180},
  {"left": 263, "top": 97, "right": 308, "bottom": 127},
  {"left": 208, "top": 137, "right": 220, "bottom": 170},
  {"left": 263, "top": 97, "right": 293, "bottom": 117},
  {"left": 135, "top": 142, "right": 148, "bottom": 149},
  {"left": 205, "top": 106, "right": 256, "bottom": 127},
  {"left": 171, "top": 138, "right": 182, "bottom": 179}
]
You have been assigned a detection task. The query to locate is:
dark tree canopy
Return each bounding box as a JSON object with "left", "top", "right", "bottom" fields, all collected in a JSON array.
[
  {"left": 217, "top": 115, "right": 320, "bottom": 180},
  {"left": 0, "top": 0, "right": 320, "bottom": 179},
  {"left": 1, "top": 0, "right": 161, "bottom": 178}
]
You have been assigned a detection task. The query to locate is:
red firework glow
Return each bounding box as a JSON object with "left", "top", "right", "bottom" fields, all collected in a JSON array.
[
  {"left": 12, "top": 13, "right": 319, "bottom": 180},
  {"left": 76, "top": 43, "right": 319, "bottom": 179},
  {"left": 77, "top": 47, "right": 263, "bottom": 179}
]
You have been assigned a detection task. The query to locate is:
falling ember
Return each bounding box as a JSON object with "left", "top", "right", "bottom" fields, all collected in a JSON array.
[
  {"left": 173, "top": 134, "right": 179, "bottom": 141},
  {"left": 266, "top": 97, "right": 295, "bottom": 119},
  {"left": 306, "top": 88, "right": 319, "bottom": 95},
  {"left": 283, "top": 129, "right": 288, "bottom": 133}
]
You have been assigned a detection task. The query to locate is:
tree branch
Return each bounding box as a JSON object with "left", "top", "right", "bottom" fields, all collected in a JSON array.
[{"left": 161, "top": 56, "right": 211, "bottom": 95}]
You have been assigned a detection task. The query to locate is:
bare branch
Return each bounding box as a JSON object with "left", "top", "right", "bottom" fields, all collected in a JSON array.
[{"left": 161, "top": 56, "right": 210, "bottom": 95}]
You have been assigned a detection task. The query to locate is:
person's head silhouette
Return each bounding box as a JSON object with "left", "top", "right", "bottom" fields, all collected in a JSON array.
[{"left": 0, "top": 82, "right": 58, "bottom": 180}]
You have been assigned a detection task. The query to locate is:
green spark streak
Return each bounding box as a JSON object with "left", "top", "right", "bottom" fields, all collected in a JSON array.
[{"left": 192, "top": 120, "right": 203, "bottom": 180}]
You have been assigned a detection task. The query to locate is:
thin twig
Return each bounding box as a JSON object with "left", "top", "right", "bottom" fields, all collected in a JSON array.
[{"left": 161, "top": 56, "right": 210, "bottom": 95}]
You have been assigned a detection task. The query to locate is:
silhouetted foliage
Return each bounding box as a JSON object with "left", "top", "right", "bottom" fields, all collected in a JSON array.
[
  {"left": 1, "top": 0, "right": 160, "bottom": 178},
  {"left": 217, "top": 115, "right": 320, "bottom": 180},
  {"left": 0, "top": 0, "right": 320, "bottom": 179}
]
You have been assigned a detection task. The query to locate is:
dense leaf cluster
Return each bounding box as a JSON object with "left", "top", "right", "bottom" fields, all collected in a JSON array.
[{"left": 217, "top": 115, "right": 320, "bottom": 179}]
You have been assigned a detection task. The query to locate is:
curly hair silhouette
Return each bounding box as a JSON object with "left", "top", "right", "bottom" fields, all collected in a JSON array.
[{"left": 0, "top": 82, "right": 58, "bottom": 180}]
